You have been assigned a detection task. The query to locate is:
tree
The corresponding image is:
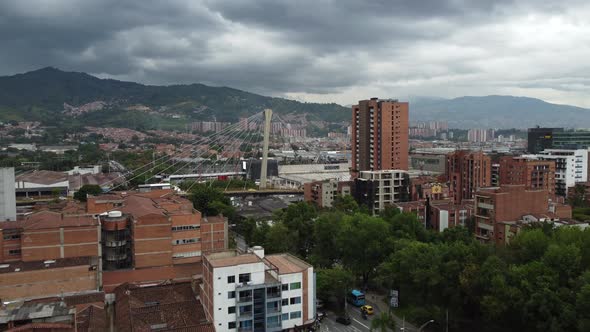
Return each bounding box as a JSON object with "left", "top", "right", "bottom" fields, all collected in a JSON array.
[
  {"left": 189, "top": 184, "right": 231, "bottom": 216},
  {"left": 568, "top": 184, "right": 589, "bottom": 208},
  {"left": 273, "top": 202, "right": 317, "bottom": 258},
  {"left": 264, "top": 223, "right": 297, "bottom": 254},
  {"left": 74, "top": 184, "right": 102, "bottom": 202},
  {"left": 311, "top": 212, "right": 344, "bottom": 267},
  {"left": 370, "top": 312, "right": 396, "bottom": 332},
  {"left": 316, "top": 267, "right": 354, "bottom": 312},
  {"left": 337, "top": 214, "right": 392, "bottom": 286},
  {"left": 332, "top": 195, "right": 359, "bottom": 214}
]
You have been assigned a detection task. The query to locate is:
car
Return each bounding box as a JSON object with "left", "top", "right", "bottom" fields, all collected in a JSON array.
[
  {"left": 361, "top": 305, "right": 374, "bottom": 315},
  {"left": 336, "top": 315, "right": 352, "bottom": 325}
]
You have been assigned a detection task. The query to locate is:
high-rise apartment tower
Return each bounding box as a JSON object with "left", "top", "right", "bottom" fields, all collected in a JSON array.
[{"left": 351, "top": 98, "right": 409, "bottom": 177}]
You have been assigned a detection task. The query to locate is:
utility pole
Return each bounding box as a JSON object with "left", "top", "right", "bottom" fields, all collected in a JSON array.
[{"left": 260, "top": 109, "right": 272, "bottom": 189}]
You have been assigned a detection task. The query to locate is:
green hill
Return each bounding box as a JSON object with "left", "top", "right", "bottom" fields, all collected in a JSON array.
[{"left": 0, "top": 67, "right": 349, "bottom": 129}]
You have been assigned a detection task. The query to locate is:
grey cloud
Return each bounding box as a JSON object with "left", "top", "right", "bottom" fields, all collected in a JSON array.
[{"left": 0, "top": 0, "right": 589, "bottom": 106}]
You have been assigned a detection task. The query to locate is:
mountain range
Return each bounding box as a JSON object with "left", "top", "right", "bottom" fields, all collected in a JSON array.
[
  {"left": 0, "top": 67, "right": 589, "bottom": 130},
  {"left": 409, "top": 95, "right": 590, "bottom": 129},
  {"left": 0, "top": 67, "right": 349, "bottom": 130}
]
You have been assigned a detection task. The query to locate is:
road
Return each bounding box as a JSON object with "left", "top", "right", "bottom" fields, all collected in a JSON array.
[
  {"left": 319, "top": 296, "right": 419, "bottom": 332},
  {"left": 319, "top": 305, "right": 374, "bottom": 332}
]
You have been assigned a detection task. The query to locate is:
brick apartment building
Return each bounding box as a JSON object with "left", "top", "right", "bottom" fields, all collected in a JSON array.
[
  {"left": 395, "top": 199, "right": 474, "bottom": 232},
  {"left": 447, "top": 150, "right": 492, "bottom": 203},
  {"left": 0, "top": 211, "right": 99, "bottom": 263},
  {"left": 87, "top": 189, "right": 228, "bottom": 291},
  {"left": 499, "top": 156, "right": 556, "bottom": 196},
  {"left": 351, "top": 98, "right": 409, "bottom": 177},
  {"left": 474, "top": 185, "right": 571, "bottom": 244},
  {"left": 0, "top": 189, "right": 228, "bottom": 299}
]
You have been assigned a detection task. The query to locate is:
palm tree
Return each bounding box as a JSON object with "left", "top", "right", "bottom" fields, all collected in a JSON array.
[{"left": 370, "top": 312, "right": 396, "bottom": 332}]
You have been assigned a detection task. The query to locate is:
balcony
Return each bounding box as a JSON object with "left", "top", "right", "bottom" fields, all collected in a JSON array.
[{"left": 238, "top": 297, "right": 253, "bottom": 303}]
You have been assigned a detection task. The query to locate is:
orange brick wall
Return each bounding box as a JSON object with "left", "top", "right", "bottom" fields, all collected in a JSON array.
[
  {"left": 0, "top": 265, "right": 97, "bottom": 301},
  {"left": 21, "top": 227, "right": 99, "bottom": 262}
]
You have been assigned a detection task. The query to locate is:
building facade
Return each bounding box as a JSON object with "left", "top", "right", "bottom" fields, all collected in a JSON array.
[
  {"left": 354, "top": 170, "right": 410, "bottom": 214},
  {"left": 474, "top": 185, "right": 553, "bottom": 244},
  {"left": 351, "top": 98, "right": 409, "bottom": 176},
  {"left": 523, "top": 149, "right": 588, "bottom": 196},
  {"left": 303, "top": 179, "right": 352, "bottom": 208},
  {"left": 499, "top": 157, "right": 556, "bottom": 196},
  {"left": 447, "top": 151, "right": 492, "bottom": 204},
  {"left": 202, "top": 247, "right": 315, "bottom": 332},
  {"left": 528, "top": 127, "right": 590, "bottom": 152},
  {"left": 0, "top": 167, "right": 16, "bottom": 221}
]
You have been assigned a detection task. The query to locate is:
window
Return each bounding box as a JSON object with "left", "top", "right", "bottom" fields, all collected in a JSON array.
[
  {"left": 228, "top": 291, "right": 236, "bottom": 299},
  {"left": 282, "top": 299, "right": 289, "bottom": 306},
  {"left": 228, "top": 306, "right": 236, "bottom": 314},
  {"left": 290, "top": 297, "right": 301, "bottom": 305},
  {"left": 172, "top": 225, "right": 201, "bottom": 231},
  {"left": 3, "top": 234, "right": 20, "bottom": 240},
  {"left": 239, "top": 273, "right": 251, "bottom": 283},
  {"left": 172, "top": 238, "right": 200, "bottom": 245},
  {"left": 281, "top": 313, "right": 289, "bottom": 321},
  {"left": 290, "top": 311, "right": 302, "bottom": 319},
  {"left": 228, "top": 322, "right": 236, "bottom": 329},
  {"left": 172, "top": 251, "right": 201, "bottom": 258},
  {"left": 8, "top": 249, "right": 21, "bottom": 256},
  {"left": 267, "top": 316, "right": 280, "bottom": 328},
  {"left": 228, "top": 276, "right": 235, "bottom": 284},
  {"left": 282, "top": 284, "right": 289, "bottom": 291},
  {"left": 290, "top": 282, "right": 301, "bottom": 290}
]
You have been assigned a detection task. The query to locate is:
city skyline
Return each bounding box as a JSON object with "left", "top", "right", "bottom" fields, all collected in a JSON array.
[{"left": 1, "top": 1, "right": 590, "bottom": 107}]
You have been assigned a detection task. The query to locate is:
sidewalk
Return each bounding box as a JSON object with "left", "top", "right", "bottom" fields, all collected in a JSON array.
[{"left": 365, "top": 292, "right": 419, "bottom": 331}]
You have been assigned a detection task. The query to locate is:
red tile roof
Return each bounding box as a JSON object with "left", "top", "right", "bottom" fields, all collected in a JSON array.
[
  {"left": 114, "top": 282, "right": 213, "bottom": 332},
  {"left": 76, "top": 305, "right": 107, "bottom": 331}
]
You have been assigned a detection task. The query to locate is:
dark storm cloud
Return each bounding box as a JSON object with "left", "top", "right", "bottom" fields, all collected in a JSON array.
[{"left": 0, "top": 0, "right": 589, "bottom": 105}]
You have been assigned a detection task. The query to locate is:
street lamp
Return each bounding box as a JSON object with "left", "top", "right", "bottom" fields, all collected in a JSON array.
[{"left": 418, "top": 319, "right": 435, "bottom": 332}]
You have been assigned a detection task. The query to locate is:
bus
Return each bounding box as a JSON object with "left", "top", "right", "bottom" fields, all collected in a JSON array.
[{"left": 348, "top": 289, "right": 366, "bottom": 307}]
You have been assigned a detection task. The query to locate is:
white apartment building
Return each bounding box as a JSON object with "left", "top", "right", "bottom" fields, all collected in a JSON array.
[
  {"left": 0, "top": 168, "right": 16, "bottom": 221},
  {"left": 354, "top": 170, "right": 410, "bottom": 214},
  {"left": 523, "top": 149, "right": 588, "bottom": 196},
  {"left": 202, "top": 247, "right": 315, "bottom": 332}
]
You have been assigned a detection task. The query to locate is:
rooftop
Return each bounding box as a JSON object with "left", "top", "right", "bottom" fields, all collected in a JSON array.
[
  {"left": 0, "top": 300, "right": 74, "bottom": 324},
  {"left": 15, "top": 170, "right": 68, "bottom": 185},
  {"left": 265, "top": 253, "right": 311, "bottom": 274},
  {"left": 18, "top": 211, "right": 98, "bottom": 230},
  {"left": 0, "top": 256, "right": 97, "bottom": 275},
  {"left": 205, "top": 251, "right": 262, "bottom": 268},
  {"left": 115, "top": 282, "right": 213, "bottom": 332}
]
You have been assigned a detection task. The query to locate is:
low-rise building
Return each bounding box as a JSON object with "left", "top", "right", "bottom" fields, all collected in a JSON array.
[
  {"left": 304, "top": 179, "right": 352, "bottom": 208},
  {"left": 114, "top": 282, "right": 214, "bottom": 332},
  {"left": 202, "top": 247, "right": 315, "bottom": 332},
  {"left": 0, "top": 256, "right": 100, "bottom": 301},
  {"left": 15, "top": 170, "right": 69, "bottom": 198},
  {"left": 473, "top": 185, "right": 571, "bottom": 244},
  {"left": 522, "top": 149, "right": 588, "bottom": 196}
]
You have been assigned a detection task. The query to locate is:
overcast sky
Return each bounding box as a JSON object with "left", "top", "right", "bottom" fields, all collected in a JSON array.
[{"left": 1, "top": 0, "right": 590, "bottom": 107}]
